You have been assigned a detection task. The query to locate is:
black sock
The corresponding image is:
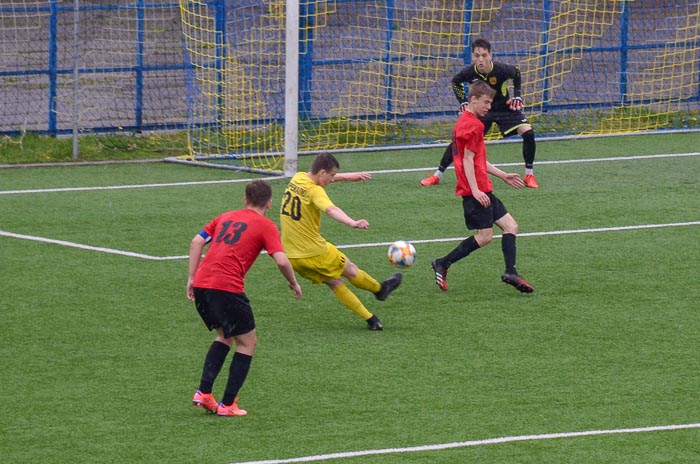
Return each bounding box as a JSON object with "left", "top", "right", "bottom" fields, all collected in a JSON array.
[
  {"left": 439, "top": 143, "right": 454, "bottom": 172},
  {"left": 199, "top": 340, "right": 230, "bottom": 394},
  {"left": 521, "top": 130, "right": 535, "bottom": 169},
  {"left": 442, "top": 236, "right": 480, "bottom": 267},
  {"left": 502, "top": 233, "right": 517, "bottom": 274},
  {"left": 221, "top": 352, "right": 253, "bottom": 406}
]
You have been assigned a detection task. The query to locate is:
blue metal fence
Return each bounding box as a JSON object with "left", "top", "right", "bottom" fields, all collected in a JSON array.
[
  {"left": 0, "top": 1, "right": 187, "bottom": 136},
  {"left": 1, "top": 1, "right": 699, "bottom": 139}
]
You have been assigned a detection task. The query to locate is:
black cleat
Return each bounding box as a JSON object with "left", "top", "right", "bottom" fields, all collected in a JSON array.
[
  {"left": 366, "top": 315, "right": 383, "bottom": 331},
  {"left": 501, "top": 273, "right": 534, "bottom": 293},
  {"left": 431, "top": 259, "right": 449, "bottom": 291},
  {"left": 375, "top": 273, "right": 403, "bottom": 301}
]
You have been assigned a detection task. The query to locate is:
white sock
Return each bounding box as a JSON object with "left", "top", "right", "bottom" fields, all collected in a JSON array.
[
  {"left": 434, "top": 170, "right": 443, "bottom": 179},
  {"left": 525, "top": 168, "right": 533, "bottom": 176}
]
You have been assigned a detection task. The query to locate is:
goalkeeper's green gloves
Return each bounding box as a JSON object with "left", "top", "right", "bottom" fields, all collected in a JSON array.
[{"left": 506, "top": 96, "right": 524, "bottom": 111}]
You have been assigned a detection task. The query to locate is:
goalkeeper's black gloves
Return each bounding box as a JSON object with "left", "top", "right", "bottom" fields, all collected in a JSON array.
[{"left": 506, "top": 96, "right": 524, "bottom": 112}]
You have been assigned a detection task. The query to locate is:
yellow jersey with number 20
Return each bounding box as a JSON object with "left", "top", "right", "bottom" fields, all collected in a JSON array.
[{"left": 280, "top": 172, "right": 335, "bottom": 258}]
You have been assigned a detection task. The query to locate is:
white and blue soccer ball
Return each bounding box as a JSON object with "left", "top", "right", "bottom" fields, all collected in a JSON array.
[{"left": 387, "top": 240, "right": 416, "bottom": 269}]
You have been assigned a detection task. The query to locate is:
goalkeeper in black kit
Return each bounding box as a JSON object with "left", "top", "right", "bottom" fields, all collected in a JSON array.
[{"left": 421, "top": 37, "right": 539, "bottom": 189}]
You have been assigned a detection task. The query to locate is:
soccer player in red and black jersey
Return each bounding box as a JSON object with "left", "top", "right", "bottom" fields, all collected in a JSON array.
[
  {"left": 430, "top": 81, "right": 533, "bottom": 294},
  {"left": 421, "top": 37, "right": 539, "bottom": 189},
  {"left": 188, "top": 180, "right": 302, "bottom": 417}
]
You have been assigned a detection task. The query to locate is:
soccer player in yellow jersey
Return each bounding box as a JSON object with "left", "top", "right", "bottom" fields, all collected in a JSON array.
[{"left": 280, "top": 153, "right": 402, "bottom": 330}]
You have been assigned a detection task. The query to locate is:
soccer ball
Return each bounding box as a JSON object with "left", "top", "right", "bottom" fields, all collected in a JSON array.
[{"left": 387, "top": 240, "right": 416, "bottom": 268}]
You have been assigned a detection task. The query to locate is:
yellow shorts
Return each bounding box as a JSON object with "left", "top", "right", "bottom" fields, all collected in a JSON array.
[{"left": 290, "top": 243, "right": 347, "bottom": 284}]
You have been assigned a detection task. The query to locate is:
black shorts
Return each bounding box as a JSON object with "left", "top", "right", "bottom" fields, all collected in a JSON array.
[
  {"left": 193, "top": 288, "right": 255, "bottom": 338},
  {"left": 462, "top": 193, "right": 508, "bottom": 230},
  {"left": 482, "top": 110, "right": 530, "bottom": 137}
]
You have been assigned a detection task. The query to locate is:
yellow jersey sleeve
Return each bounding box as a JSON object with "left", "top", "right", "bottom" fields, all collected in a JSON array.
[{"left": 280, "top": 172, "right": 335, "bottom": 258}]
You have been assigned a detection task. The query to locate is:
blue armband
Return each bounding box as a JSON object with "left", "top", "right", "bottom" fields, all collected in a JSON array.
[{"left": 198, "top": 230, "right": 212, "bottom": 243}]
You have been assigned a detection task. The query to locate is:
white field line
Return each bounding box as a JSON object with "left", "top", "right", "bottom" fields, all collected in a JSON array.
[
  {"left": 0, "top": 152, "right": 698, "bottom": 196},
  {"left": 1, "top": 222, "right": 699, "bottom": 260},
  {"left": 227, "top": 422, "right": 700, "bottom": 464},
  {"left": 0, "top": 176, "right": 281, "bottom": 196},
  {"left": 0, "top": 230, "right": 171, "bottom": 260},
  {"left": 373, "top": 151, "right": 700, "bottom": 174}
]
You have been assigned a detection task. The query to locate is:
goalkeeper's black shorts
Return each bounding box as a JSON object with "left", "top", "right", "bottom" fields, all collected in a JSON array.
[
  {"left": 193, "top": 288, "right": 255, "bottom": 338},
  {"left": 482, "top": 109, "right": 530, "bottom": 137}
]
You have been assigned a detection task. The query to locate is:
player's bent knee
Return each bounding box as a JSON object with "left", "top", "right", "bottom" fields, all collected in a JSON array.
[
  {"left": 497, "top": 215, "right": 519, "bottom": 235},
  {"left": 215, "top": 332, "right": 235, "bottom": 347},
  {"left": 325, "top": 278, "right": 344, "bottom": 290},
  {"left": 475, "top": 231, "right": 494, "bottom": 246},
  {"left": 342, "top": 261, "right": 360, "bottom": 279},
  {"left": 235, "top": 332, "right": 258, "bottom": 354},
  {"left": 521, "top": 129, "right": 535, "bottom": 142},
  {"left": 505, "top": 221, "right": 519, "bottom": 235}
]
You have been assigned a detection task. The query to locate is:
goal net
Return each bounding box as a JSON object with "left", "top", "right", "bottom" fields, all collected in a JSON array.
[{"left": 176, "top": 0, "right": 699, "bottom": 173}]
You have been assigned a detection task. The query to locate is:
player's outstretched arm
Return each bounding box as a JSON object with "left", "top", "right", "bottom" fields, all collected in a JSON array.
[
  {"left": 325, "top": 205, "right": 369, "bottom": 229},
  {"left": 333, "top": 172, "right": 371, "bottom": 183},
  {"left": 487, "top": 162, "right": 525, "bottom": 189},
  {"left": 271, "top": 251, "right": 302, "bottom": 299}
]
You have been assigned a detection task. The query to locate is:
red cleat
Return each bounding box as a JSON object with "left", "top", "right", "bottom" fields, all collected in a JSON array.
[
  {"left": 192, "top": 390, "right": 218, "bottom": 413},
  {"left": 217, "top": 397, "right": 248, "bottom": 417},
  {"left": 431, "top": 260, "right": 449, "bottom": 291},
  {"left": 420, "top": 175, "right": 441, "bottom": 186},
  {"left": 501, "top": 273, "right": 534, "bottom": 293},
  {"left": 524, "top": 174, "right": 539, "bottom": 188}
]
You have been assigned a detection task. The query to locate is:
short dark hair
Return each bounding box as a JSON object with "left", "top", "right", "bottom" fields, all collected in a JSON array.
[
  {"left": 469, "top": 80, "right": 496, "bottom": 100},
  {"left": 245, "top": 180, "right": 272, "bottom": 207},
  {"left": 471, "top": 37, "right": 492, "bottom": 53},
  {"left": 310, "top": 152, "right": 340, "bottom": 174}
]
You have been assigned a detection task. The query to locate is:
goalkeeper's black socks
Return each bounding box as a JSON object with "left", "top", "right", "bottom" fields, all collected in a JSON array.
[
  {"left": 199, "top": 340, "right": 230, "bottom": 394},
  {"left": 522, "top": 130, "right": 536, "bottom": 169},
  {"left": 439, "top": 143, "right": 454, "bottom": 171}
]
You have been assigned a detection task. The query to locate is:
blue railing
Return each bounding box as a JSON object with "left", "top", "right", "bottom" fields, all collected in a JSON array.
[{"left": 1, "top": 0, "right": 699, "bottom": 138}]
